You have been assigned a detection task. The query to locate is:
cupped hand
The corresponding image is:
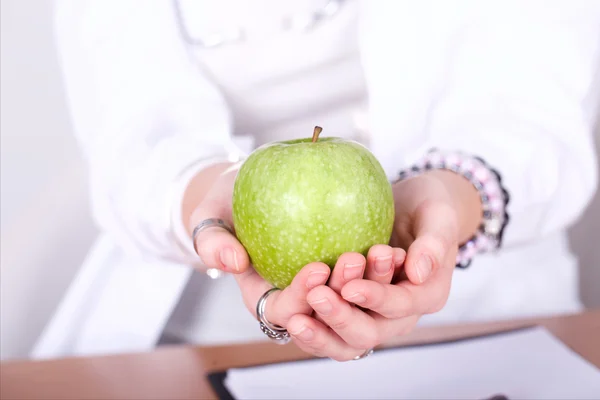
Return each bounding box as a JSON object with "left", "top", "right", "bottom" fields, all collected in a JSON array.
[
  {"left": 189, "top": 168, "right": 409, "bottom": 360},
  {"left": 191, "top": 167, "right": 469, "bottom": 362},
  {"left": 189, "top": 168, "right": 331, "bottom": 334},
  {"left": 287, "top": 244, "right": 406, "bottom": 361},
  {"left": 292, "top": 172, "right": 467, "bottom": 360}
]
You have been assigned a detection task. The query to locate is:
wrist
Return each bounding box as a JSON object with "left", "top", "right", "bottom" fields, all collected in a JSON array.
[
  {"left": 182, "top": 161, "right": 238, "bottom": 236},
  {"left": 424, "top": 169, "right": 482, "bottom": 244},
  {"left": 394, "top": 149, "right": 510, "bottom": 268}
]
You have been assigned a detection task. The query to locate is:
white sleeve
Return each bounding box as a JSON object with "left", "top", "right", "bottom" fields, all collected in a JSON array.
[
  {"left": 361, "top": 1, "right": 600, "bottom": 248},
  {"left": 54, "top": 0, "right": 243, "bottom": 263}
]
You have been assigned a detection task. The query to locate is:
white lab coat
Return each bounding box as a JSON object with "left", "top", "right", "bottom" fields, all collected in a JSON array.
[{"left": 33, "top": 0, "right": 600, "bottom": 358}]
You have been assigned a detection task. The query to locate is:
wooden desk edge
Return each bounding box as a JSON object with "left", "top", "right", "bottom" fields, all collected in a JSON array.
[
  {"left": 2, "top": 309, "right": 599, "bottom": 400},
  {"left": 197, "top": 309, "right": 600, "bottom": 372}
]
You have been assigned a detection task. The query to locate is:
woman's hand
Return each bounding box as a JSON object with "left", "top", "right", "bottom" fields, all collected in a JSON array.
[
  {"left": 187, "top": 165, "right": 407, "bottom": 360},
  {"left": 186, "top": 166, "right": 332, "bottom": 333},
  {"left": 289, "top": 170, "right": 482, "bottom": 360},
  {"left": 186, "top": 164, "right": 480, "bottom": 361},
  {"left": 287, "top": 244, "right": 406, "bottom": 361},
  {"left": 185, "top": 164, "right": 406, "bottom": 359}
]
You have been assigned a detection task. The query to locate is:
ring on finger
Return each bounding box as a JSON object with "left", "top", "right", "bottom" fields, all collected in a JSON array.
[
  {"left": 256, "top": 288, "right": 291, "bottom": 345},
  {"left": 353, "top": 348, "right": 374, "bottom": 360},
  {"left": 192, "top": 218, "right": 234, "bottom": 278},
  {"left": 192, "top": 218, "right": 234, "bottom": 255}
]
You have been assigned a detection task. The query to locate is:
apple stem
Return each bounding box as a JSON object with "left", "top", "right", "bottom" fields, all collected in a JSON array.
[{"left": 312, "top": 126, "right": 323, "bottom": 143}]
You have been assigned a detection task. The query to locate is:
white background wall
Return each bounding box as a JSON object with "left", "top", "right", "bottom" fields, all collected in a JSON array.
[
  {"left": 1, "top": 0, "right": 599, "bottom": 361},
  {"left": 1, "top": 0, "right": 98, "bottom": 360}
]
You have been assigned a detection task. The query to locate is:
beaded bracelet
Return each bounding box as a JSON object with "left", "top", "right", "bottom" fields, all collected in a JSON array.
[{"left": 396, "top": 149, "right": 510, "bottom": 268}]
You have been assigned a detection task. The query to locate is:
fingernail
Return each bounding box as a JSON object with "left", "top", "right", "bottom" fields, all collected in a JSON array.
[
  {"left": 374, "top": 255, "right": 392, "bottom": 276},
  {"left": 306, "top": 272, "right": 328, "bottom": 289},
  {"left": 344, "top": 292, "right": 366, "bottom": 304},
  {"left": 309, "top": 298, "right": 333, "bottom": 315},
  {"left": 289, "top": 325, "right": 314, "bottom": 341},
  {"left": 343, "top": 262, "right": 364, "bottom": 280},
  {"left": 220, "top": 248, "right": 239, "bottom": 272},
  {"left": 416, "top": 255, "right": 432, "bottom": 283}
]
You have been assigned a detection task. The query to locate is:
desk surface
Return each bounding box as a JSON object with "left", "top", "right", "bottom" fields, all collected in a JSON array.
[{"left": 2, "top": 310, "right": 599, "bottom": 400}]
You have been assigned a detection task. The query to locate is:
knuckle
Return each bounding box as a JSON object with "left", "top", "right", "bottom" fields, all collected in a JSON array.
[
  {"left": 194, "top": 239, "right": 214, "bottom": 260},
  {"left": 307, "top": 340, "right": 328, "bottom": 354},
  {"left": 195, "top": 238, "right": 232, "bottom": 270},
  {"left": 353, "top": 333, "right": 379, "bottom": 351},
  {"left": 329, "top": 317, "right": 350, "bottom": 331},
  {"left": 427, "top": 237, "right": 450, "bottom": 267},
  {"left": 393, "top": 302, "right": 412, "bottom": 319},
  {"left": 367, "top": 291, "right": 386, "bottom": 311}
]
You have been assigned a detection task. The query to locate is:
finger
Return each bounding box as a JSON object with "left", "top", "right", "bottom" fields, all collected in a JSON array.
[
  {"left": 341, "top": 279, "right": 412, "bottom": 318},
  {"left": 390, "top": 247, "right": 409, "bottom": 283},
  {"left": 191, "top": 199, "right": 250, "bottom": 274},
  {"left": 327, "top": 252, "right": 366, "bottom": 294},
  {"left": 341, "top": 272, "right": 452, "bottom": 318},
  {"left": 365, "top": 245, "right": 405, "bottom": 283},
  {"left": 287, "top": 314, "right": 366, "bottom": 362},
  {"left": 266, "top": 262, "right": 331, "bottom": 327},
  {"left": 233, "top": 262, "right": 331, "bottom": 326},
  {"left": 307, "top": 285, "right": 379, "bottom": 350},
  {"left": 405, "top": 201, "right": 458, "bottom": 284},
  {"left": 404, "top": 235, "right": 443, "bottom": 284},
  {"left": 393, "top": 247, "right": 407, "bottom": 268}
]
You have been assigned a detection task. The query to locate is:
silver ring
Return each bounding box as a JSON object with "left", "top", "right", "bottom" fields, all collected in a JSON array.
[
  {"left": 353, "top": 348, "right": 374, "bottom": 360},
  {"left": 256, "top": 288, "right": 290, "bottom": 345},
  {"left": 192, "top": 218, "right": 234, "bottom": 256},
  {"left": 192, "top": 218, "right": 235, "bottom": 279}
]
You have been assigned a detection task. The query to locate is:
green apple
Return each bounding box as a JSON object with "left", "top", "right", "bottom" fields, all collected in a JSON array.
[{"left": 232, "top": 127, "right": 395, "bottom": 289}]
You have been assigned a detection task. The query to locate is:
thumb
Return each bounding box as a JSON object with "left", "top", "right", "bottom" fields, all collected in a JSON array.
[
  {"left": 404, "top": 201, "right": 458, "bottom": 284},
  {"left": 190, "top": 198, "right": 251, "bottom": 274}
]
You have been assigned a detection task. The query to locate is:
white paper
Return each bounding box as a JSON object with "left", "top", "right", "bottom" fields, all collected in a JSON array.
[{"left": 223, "top": 327, "right": 600, "bottom": 399}]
